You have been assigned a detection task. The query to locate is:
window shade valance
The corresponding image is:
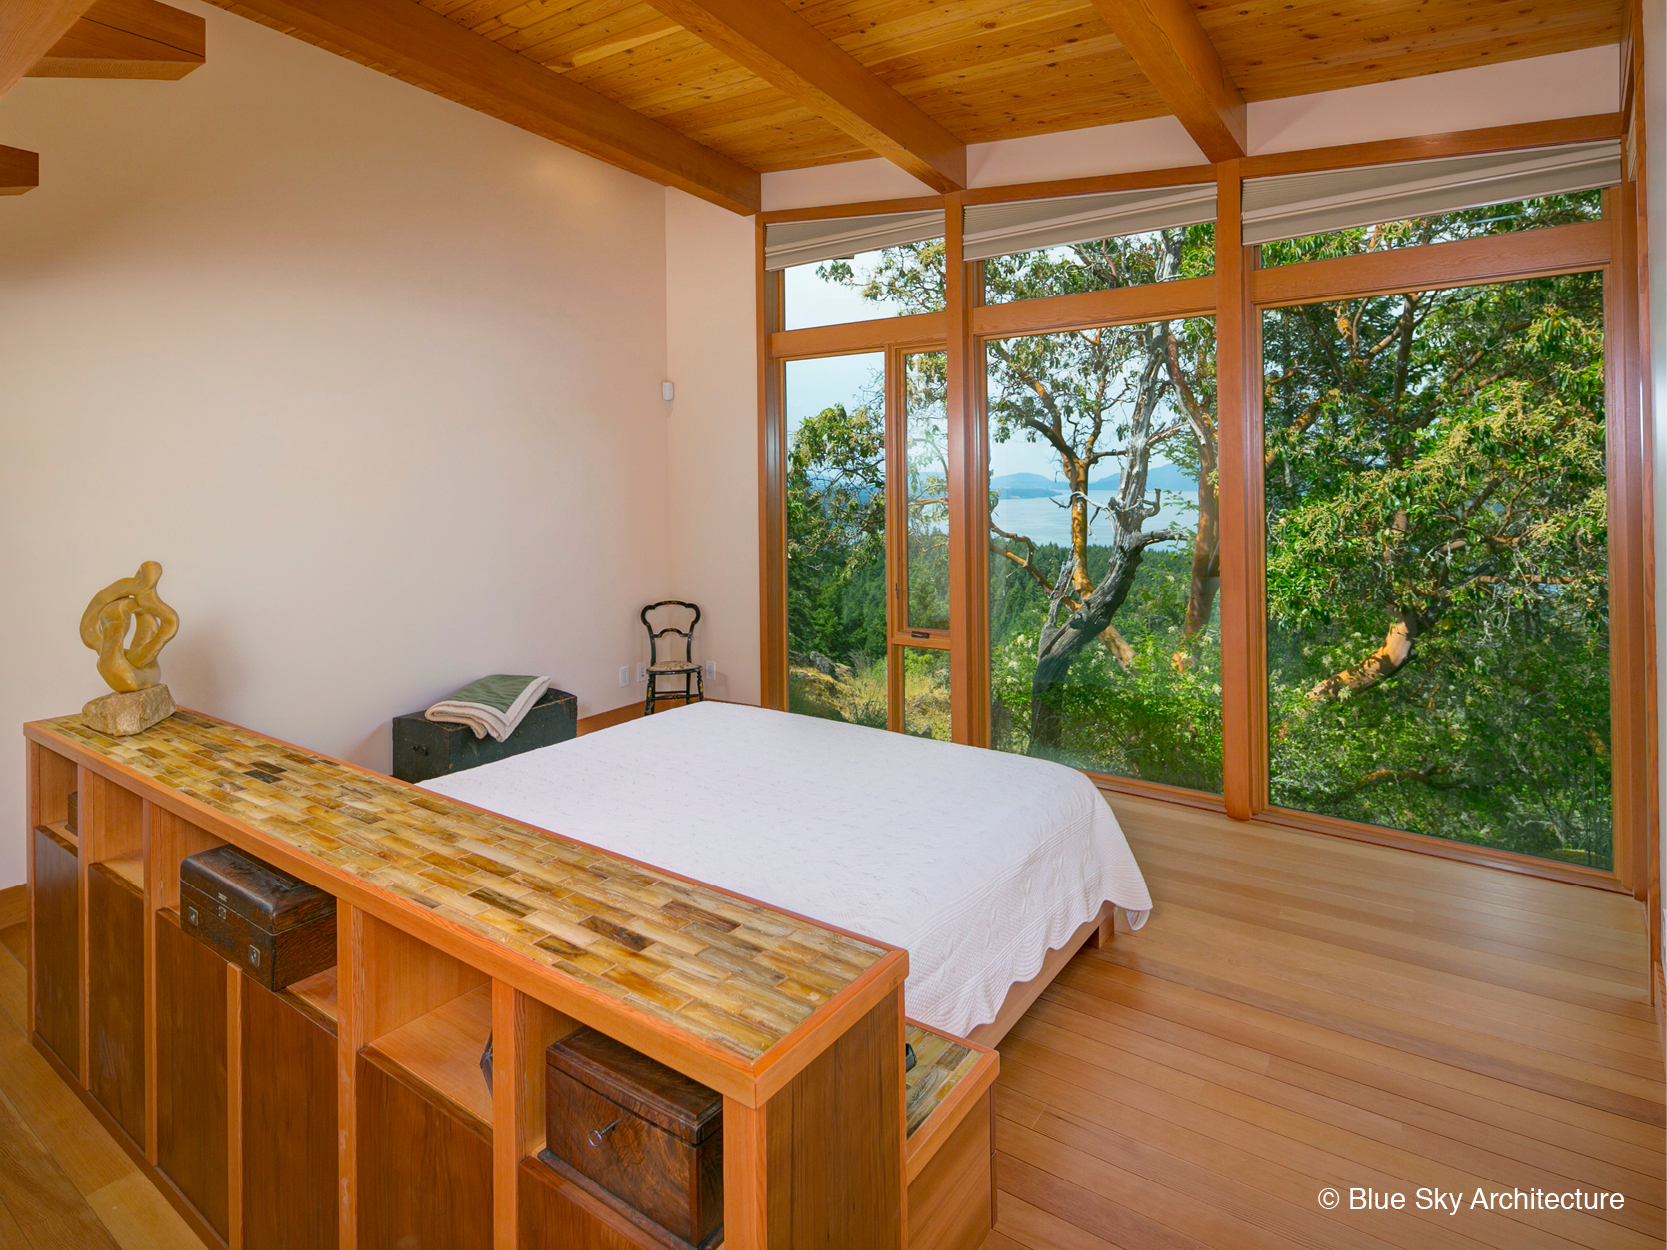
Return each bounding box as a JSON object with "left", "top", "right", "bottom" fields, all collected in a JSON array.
[
  {"left": 962, "top": 183, "right": 1216, "bottom": 261},
  {"left": 1241, "top": 140, "right": 1622, "bottom": 246},
  {"left": 763, "top": 210, "right": 944, "bottom": 271}
]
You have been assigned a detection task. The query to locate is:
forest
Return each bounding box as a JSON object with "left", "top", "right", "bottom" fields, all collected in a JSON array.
[{"left": 785, "top": 191, "right": 1611, "bottom": 868}]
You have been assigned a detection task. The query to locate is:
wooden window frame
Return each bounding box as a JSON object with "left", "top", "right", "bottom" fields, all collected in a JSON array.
[{"left": 757, "top": 111, "right": 1657, "bottom": 909}]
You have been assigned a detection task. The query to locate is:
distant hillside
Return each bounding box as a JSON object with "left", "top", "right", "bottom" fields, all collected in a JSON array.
[{"left": 991, "top": 463, "right": 1197, "bottom": 498}]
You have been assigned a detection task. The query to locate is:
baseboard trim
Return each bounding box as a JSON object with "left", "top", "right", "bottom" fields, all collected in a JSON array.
[
  {"left": 0, "top": 884, "right": 25, "bottom": 929},
  {"left": 576, "top": 702, "right": 646, "bottom": 736}
]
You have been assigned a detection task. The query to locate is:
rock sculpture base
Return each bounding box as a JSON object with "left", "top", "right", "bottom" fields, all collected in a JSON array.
[{"left": 83, "top": 685, "right": 176, "bottom": 736}]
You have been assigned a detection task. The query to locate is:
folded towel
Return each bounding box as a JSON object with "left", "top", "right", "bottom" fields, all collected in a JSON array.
[{"left": 425, "top": 674, "right": 550, "bottom": 742}]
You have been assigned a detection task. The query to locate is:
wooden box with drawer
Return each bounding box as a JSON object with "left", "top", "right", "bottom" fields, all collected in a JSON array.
[
  {"left": 544, "top": 1027, "right": 723, "bottom": 1250},
  {"left": 180, "top": 844, "right": 336, "bottom": 990}
]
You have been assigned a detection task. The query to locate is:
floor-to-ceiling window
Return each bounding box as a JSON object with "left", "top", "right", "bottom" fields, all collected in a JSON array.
[
  {"left": 759, "top": 138, "right": 1647, "bottom": 889},
  {"left": 1259, "top": 192, "right": 1614, "bottom": 867}
]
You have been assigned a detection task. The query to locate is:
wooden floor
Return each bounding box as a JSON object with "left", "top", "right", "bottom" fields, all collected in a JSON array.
[
  {"left": 0, "top": 923, "right": 200, "bottom": 1250},
  {"left": 0, "top": 796, "right": 1661, "bottom": 1250},
  {"left": 982, "top": 794, "right": 1665, "bottom": 1250}
]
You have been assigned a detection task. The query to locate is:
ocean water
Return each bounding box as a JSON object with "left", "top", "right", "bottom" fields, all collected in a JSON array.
[{"left": 988, "top": 491, "right": 1199, "bottom": 548}]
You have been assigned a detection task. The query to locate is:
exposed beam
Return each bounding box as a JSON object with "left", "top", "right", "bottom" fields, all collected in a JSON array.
[
  {"left": 0, "top": 145, "right": 40, "bottom": 194},
  {"left": 0, "top": 0, "right": 98, "bottom": 97},
  {"left": 202, "top": 0, "right": 761, "bottom": 214},
  {"left": 29, "top": 0, "right": 204, "bottom": 80},
  {"left": 1090, "top": 0, "right": 1246, "bottom": 162},
  {"left": 642, "top": 0, "right": 966, "bottom": 192}
]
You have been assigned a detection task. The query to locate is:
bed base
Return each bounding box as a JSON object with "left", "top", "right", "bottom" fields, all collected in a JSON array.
[{"left": 966, "top": 901, "right": 1114, "bottom": 1049}]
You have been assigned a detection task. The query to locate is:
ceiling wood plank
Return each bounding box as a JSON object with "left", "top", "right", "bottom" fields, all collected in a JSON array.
[
  {"left": 1089, "top": 0, "right": 1246, "bottom": 160},
  {"left": 0, "top": 145, "right": 40, "bottom": 194},
  {"left": 639, "top": 0, "right": 967, "bottom": 191},
  {"left": 29, "top": 0, "right": 205, "bottom": 80},
  {"left": 0, "top": 0, "right": 99, "bottom": 97},
  {"left": 207, "top": 0, "right": 761, "bottom": 213}
]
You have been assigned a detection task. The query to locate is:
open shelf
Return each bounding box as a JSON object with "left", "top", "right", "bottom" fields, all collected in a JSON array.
[
  {"left": 282, "top": 966, "right": 340, "bottom": 1032},
  {"left": 904, "top": 1021, "right": 998, "bottom": 1178},
  {"left": 37, "top": 820, "right": 77, "bottom": 854},
  {"left": 364, "top": 982, "right": 494, "bottom": 1130},
  {"left": 97, "top": 853, "right": 144, "bottom": 893}
]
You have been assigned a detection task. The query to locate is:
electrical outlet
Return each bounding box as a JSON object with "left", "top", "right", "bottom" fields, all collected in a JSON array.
[
  {"left": 618, "top": 666, "right": 629, "bottom": 687},
  {"left": 637, "top": 662, "right": 648, "bottom": 682},
  {"left": 704, "top": 661, "right": 716, "bottom": 681}
]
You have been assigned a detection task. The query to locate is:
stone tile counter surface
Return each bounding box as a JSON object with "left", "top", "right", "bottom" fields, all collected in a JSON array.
[{"left": 43, "top": 711, "right": 887, "bottom": 1063}]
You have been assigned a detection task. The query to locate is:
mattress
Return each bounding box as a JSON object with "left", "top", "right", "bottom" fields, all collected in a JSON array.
[{"left": 420, "top": 701, "right": 1152, "bottom": 1037}]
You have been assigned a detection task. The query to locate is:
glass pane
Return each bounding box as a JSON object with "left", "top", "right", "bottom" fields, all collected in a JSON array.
[
  {"left": 784, "top": 242, "right": 947, "bottom": 330},
  {"left": 1259, "top": 190, "right": 1601, "bottom": 266},
  {"left": 982, "top": 224, "right": 1215, "bottom": 305},
  {"left": 986, "top": 317, "right": 1223, "bottom": 792},
  {"left": 1264, "top": 271, "right": 1611, "bottom": 868},
  {"left": 904, "top": 351, "right": 950, "bottom": 631},
  {"left": 900, "top": 647, "right": 951, "bottom": 740},
  {"left": 785, "top": 353, "right": 888, "bottom": 728}
]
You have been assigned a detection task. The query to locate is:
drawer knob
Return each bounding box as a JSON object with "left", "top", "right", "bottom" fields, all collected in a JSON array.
[{"left": 586, "top": 1118, "right": 621, "bottom": 1148}]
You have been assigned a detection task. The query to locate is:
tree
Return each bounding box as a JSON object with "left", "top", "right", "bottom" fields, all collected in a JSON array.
[
  {"left": 1261, "top": 193, "right": 1612, "bottom": 863},
  {"left": 828, "top": 226, "right": 1219, "bottom": 750}
]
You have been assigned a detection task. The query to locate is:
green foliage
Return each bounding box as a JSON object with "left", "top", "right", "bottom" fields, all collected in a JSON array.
[
  {"left": 786, "top": 198, "right": 1613, "bottom": 868},
  {"left": 786, "top": 401, "right": 887, "bottom": 665}
]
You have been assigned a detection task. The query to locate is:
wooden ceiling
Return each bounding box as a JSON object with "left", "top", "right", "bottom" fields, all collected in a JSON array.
[
  {"left": 2, "top": 0, "right": 1621, "bottom": 211},
  {"left": 419, "top": 0, "right": 1619, "bottom": 172}
]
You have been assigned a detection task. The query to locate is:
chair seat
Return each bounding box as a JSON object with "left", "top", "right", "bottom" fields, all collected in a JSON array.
[{"left": 649, "top": 661, "right": 699, "bottom": 673}]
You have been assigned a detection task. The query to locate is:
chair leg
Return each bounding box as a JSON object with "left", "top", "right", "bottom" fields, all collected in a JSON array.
[{"left": 644, "top": 674, "right": 654, "bottom": 716}]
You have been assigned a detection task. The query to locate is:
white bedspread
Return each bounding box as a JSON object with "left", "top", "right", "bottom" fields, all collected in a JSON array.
[{"left": 420, "top": 702, "right": 1152, "bottom": 1037}]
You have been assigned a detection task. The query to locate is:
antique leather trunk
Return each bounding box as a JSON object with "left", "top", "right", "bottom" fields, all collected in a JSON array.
[
  {"left": 391, "top": 687, "right": 577, "bottom": 784},
  {"left": 545, "top": 1027, "right": 722, "bottom": 1250},
  {"left": 180, "top": 846, "right": 336, "bottom": 991}
]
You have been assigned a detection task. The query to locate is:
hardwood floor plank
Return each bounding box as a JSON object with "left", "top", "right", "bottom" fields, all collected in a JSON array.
[
  {"left": 83, "top": 1173, "right": 202, "bottom": 1250},
  {"left": 0, "top": 1194, "right": 32, "bottom": 1250},
  {"left": 0, "top": 1086, "right": 124, "bottom": 1250},
  {"left": 1088, "top": 946, "right": 1665, "bottom": 1126},
  {"left": 993, "top": 1192, "right": 1131, "bottom": 1249},
  {"left": 1129, "top": 906, "right": 1663, "bottom": 1073},
  {"left": 0, "top": 924, "right": 25, "bottom": 970},
  {"left": 1013, "top": 1012, "right": 1663, "bottom": 1237},
  {"left": 1039, "top": 983, "right": 1665, "bottom": 1191},
  {"left": 982, "top": 799, "right": 1663, "bottom": 1250},
  {"left": 1054, "top": 958, "right": 1665, "bottom": 1156}
]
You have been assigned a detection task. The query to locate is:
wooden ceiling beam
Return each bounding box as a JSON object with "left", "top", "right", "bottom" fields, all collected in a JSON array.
[
  {"left": 0, "top": 145, "right": 40, "bottom": 194},
  {"left": 204, "top": 0, "right": 761, "bottom": 214},
  {"left": 1090, "top": 0, "right": 1246, "bottom": 162},
  {"left": 641, "top": 0, "right": 966, "bottom": 192},
  {"left": 0, "top": 0, "right": 99, "bottom": 97},
  {"left": 29, "top": 0, "right": 204, "bottom": 80}
]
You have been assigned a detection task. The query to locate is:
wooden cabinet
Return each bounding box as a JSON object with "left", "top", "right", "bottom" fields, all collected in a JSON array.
[
  {"left": 242, "top": 975, "right": 339, "bottom": 1250},
  {"left": 88, "top": 859, "right": 146, "bottom": 1146},
  {"left": 25, "top": 713, "right": 919, "bottom": 1250},
  {"left": 31, "top": 823, "right": 79, "bottom": 1073},
  {"left": 357, "top": 1049, "right": 493, "bottom": 1250},
  {"left": 157, "top": 908, "right": 229, "bottom": 1239}
]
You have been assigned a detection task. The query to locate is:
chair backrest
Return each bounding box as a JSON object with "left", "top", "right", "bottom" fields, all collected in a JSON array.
[{"left": 641, "top": 600, "right": 700, "bottom": 666}]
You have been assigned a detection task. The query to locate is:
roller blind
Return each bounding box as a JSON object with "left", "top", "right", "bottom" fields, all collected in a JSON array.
[
  {"left": 764, "top": 210, "right": 944, "bottom": 271},
  {"left": 962, "top": 183, "right": 1216, "bottom": 262},
  {"left": 1241, "top": 140, "right": 1622, "bottom": 246}
]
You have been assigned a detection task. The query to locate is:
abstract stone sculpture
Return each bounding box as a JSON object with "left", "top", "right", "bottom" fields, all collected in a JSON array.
[{"left": 80, "top": 561, "right": 179, "bottom": 735}]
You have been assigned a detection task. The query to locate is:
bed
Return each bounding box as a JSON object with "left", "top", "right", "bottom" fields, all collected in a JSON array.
[{"left": 421, "top": 701, "right": 1151, "bottom": 1043}]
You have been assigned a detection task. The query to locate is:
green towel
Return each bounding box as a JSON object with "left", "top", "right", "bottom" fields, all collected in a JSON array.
[{"left": 424, "top": 674, "right": 550, "bottom": 742}]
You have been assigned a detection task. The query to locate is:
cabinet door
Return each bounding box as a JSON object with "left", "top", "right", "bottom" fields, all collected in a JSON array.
[
  {"left": 242, "top": 978, "right": 338, "bottom": 1250},
  {"left": 32, "top": 825, "right": 79, "bottom": 1072},
  {"left": 357, "top": 1051, "right": 492, "bottom": 1250},
  {"left": 157, "top": 910, "right": 229, "bottom": 1238},
  {"left": 88, "top": 863, "right": 145, "bottom": 1145}
]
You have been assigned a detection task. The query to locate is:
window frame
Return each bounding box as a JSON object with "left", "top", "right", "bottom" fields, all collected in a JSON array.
[{"left": 756, "top": 113, "right": 1651, "bottom": 900}]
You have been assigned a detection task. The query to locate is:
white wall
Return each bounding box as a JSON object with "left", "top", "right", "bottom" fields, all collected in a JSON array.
[
  {"left": 0, "top": 1, "right": 672, "bottom": 888},
  {"left": 761, "top": 46, "right": 1621, "bottom": 211},
  {"left": 664, "top": 189, "right": 761, "bottom": 706}
]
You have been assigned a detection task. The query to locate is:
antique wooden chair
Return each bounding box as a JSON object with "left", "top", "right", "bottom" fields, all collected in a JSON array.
[{"left": 641, "top": 600, "right": 704, "bottom": 714}]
